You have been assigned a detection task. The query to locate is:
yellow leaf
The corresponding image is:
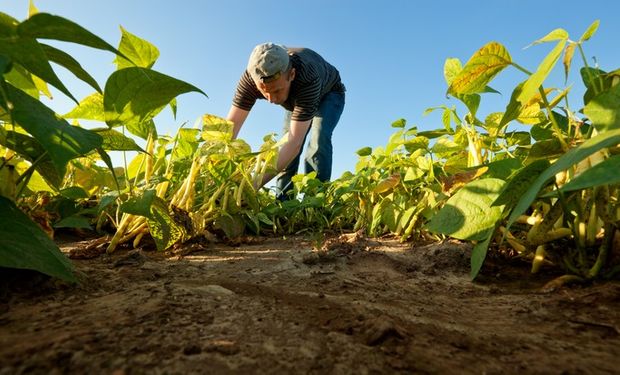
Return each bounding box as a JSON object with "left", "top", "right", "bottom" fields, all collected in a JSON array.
[{"left": 373, "top": 174, "right": 400, "bottom": 194}]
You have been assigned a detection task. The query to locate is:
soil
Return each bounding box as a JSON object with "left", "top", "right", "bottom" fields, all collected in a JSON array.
[{"left": 1, "top": 232, "right": 619, "bottom": 374}]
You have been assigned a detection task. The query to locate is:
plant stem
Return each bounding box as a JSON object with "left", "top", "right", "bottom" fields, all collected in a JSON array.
[
  {"left": 538, "top": 87, "right": 569, "bottom": 151},
  {"left": 587, "top": 223, "right": 615, "bottom": 279},
  {"left": 577, "top": 43, "right": 604, "bottom": 95},
  {"left": 511, "top": 62, "right": 533, "bottom": 76}
]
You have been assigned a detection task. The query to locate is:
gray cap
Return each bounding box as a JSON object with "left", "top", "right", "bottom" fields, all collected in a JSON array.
[{"left": 247, "top": 43, "right": 290, "bottom": 83}]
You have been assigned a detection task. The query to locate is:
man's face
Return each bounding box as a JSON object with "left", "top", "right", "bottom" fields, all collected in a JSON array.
[{"left": 256, "top": 68, "right": 295, "bottom": 105}]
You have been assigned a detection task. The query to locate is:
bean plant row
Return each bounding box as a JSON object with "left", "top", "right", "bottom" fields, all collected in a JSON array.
[{"left": 1, "top": 6, "right": 618, "bottom": 285}]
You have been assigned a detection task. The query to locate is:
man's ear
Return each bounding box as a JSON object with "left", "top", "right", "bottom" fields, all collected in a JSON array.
[{"left": 289, "top": 68, "right": 296, "bottom": 81}]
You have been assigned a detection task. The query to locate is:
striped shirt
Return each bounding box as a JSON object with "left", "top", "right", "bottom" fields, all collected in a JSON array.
[{"left": 232, "top": 47, "right": 345, "bottom": 122}]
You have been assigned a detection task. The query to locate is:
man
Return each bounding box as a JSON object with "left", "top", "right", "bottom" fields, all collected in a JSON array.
[{"left": 226, "top": 42, "right": 346, "bottom": 200}]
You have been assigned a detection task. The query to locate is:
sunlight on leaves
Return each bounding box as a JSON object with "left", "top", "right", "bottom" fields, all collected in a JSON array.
[
  {"left": 579, "top": 20, "right": 600, "bottom": 42},
  {"left": 527, "top": 28, "right": 568, "bottom": 47},
  {"left": 448, "top": 42, "right": 512, "bottom": 95},
  {"left": 425, "top": 178, "right": 505, "bottom": 241},
  {"left": 4, "top": 83, "right": 102, "bottom": 176},
  {"left": 584, "top": 84, "right": 620, "bottom": 132},
  {"left": 114, "top": 26, "right": 160, "bottom": 70},
  {"left": 64, "top": 92, "right": 105, "bottom": 121},
  {"left": 104, "top": 67, "right": 206, "bottom": 131},
  {"left": 507, "top": 129, "right": 620, "bottom": 229},
  {"left": 517, "top": 39, "right": 566, "bottom": 106}
]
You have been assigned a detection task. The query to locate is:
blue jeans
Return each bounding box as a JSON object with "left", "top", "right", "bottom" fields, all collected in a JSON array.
[{"left": 275, "top": 91, "right": 345, "bottom": 200}]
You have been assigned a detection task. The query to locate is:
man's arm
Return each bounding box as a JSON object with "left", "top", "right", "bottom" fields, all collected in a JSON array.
[
  {"left": 257, "top": 119, "right": 311, "bottom": 188},
  {"left": 226, "top": 105, "right": 250, "bottom": 139}
]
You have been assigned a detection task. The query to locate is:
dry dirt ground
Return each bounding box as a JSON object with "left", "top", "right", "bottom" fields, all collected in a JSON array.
[{"left": 1, "top": 232, "right": 620, "bottom": 374}]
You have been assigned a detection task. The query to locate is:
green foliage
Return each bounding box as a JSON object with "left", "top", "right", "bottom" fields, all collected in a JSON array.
[
  {"left": 506, "top": 129, "right": 620, "bottom": 229},
  {"left": 0, "top": 8, "right": 205, "bottom": 280},
  {"left": 447, "top": 42, "right": 512, "bottom": 95},
  {"left": 550, "top": 155, "right": 620, "bottom": 194},
  {"left": 434, "top": 19, "right": 620, "bottom": 281},
  {"left": 0, "top": 196, "right": 76, "bottom": 282},
  {"left": 103, "top": 67, "right": 206, "bottom": 137},
  {"left": 3, "top": 83, "right": 103, "bottom": 176},
  {"left": 584, "top": 84, "right": 620, "bottom": 132},
  {"left": 2, "top": 7, "right": 618, "bottom": 288},
  {"left": 426, "top": 178, "right": 505, "bottom": 241}
]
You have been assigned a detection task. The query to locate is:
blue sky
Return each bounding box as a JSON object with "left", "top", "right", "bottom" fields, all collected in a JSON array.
[{"left": 4, "top": 1, "right": 620, "bottom": 179}]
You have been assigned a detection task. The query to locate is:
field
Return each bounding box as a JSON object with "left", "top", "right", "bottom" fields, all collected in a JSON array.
[
  {"left": 1, "top": 233, "right": 619, "bottom": 374},
  {"left": 2, "top": 8, "right": 620, "bottom": 375}
]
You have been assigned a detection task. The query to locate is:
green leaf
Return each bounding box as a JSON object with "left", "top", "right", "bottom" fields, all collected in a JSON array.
[
  {"left": 505, "top": 131, "right": 531, "bottom": 147},
  {"left": 127, "top": 119, "right": 156, "bottom": 140},
  {"left": 169, "top": 98, "right": 178, "bottom": 119},
  {"left": 17, "top": 13, "right": 125, "bottom": 58},
  {"left": 63, "top": 92, "right": 104, "bottom": 121},
  {"left": 120, "top": 189, "right": 157, "bottom": 218},
  {"left": 356, "top": 146, "right": 372, "bottom": 157},
  {"left": 0, "top": 196, "right": 76, "bottom": 282},
  {"left": 2, "top": 84, "right": 103, "bottom": 176},
  {"left": 431, "top": 137, "right": 460, "bottom": 155},
  {"left": 0, "top": 37, "right": 76, "bottom": 102},
  {"left": 0, "top": 130, "right": 62, "bottom": 188},
  {"left": 500, "top": 81, "right": 525, "bottom": 127},
  {"left": 172, "top": 128, "right": 200, "bottom": 160},
  {"left": 448, "top": 42, "right": 512, "bottom": 95},
  {"left": 59, "top": 186, "right": 89, "bottom": 199},
  {"left": 507, "top": 128, "right": 620, "bottom": 229},
  {"left": 441, "top": 108, "right": 453, "bottom": 132},
  {"left": 482, "top": 85, "right": 501, "bottom": 95},
  {"left": 584, "top": 83, "right": 620, "bottom": 132},
  {"left": 443, "top": 58, "right": 462, "bottom": 85},
  {"left": 492, "top": 159, "right": 551, "bottom": 207},
  {"left": 398, "top": 206, "right": 417, "bottom": 233},
  {"left": 579, "top": 20, "right": 599, "bottom": 42},
  {"left": 92, "top": 128, "right": 145, "bottom": 152},
  {"left": 146, "top": 197, "right": 186, "bottom": 251},
  {"left": 114, "top": 26, "right": 160, "bottom": 70},
  {"left": 416, "top": 129, "right": 451, "bottom": 139},
  {"left": 53, "top": 215, "right": 92, "bottom": 230},
  {"left": 516, "top": 102, "right": 545, "bottom": 125},
  {"left": 425, "top": 178, "right": 505, "bottom": 241},
  {"left": 103, "top": 67, "right": 206, "bottom": 129},
  {"left": 391, "top": 118, "right": 406, "bottom": 128},
  {"left": 548, "top": 155, "right": 620, "bottom": 195},
  {"left": 531, "top": 123, "right": 554, "bottom": 141},
  {"left": 382, "top": 201, "right": 398, "bottom": 233},
  {"left": 404, "top": 166, "right": 424, "bottom": 181},
  {"left": 470, "top": 229, "right": 494, "bottom": 280},
  {"left": 96, "top": 148, "right": 121, "bottom": 192},
  {"left": 580, "top": 67, "right": 606, "bottom": 90},
  {"left": 4, "top": 63, "right": 38, "bottom": 98},
  {"left": 40, "top": 43, "right": 101, "bottom": 93},
  {"left": 214, "top": 213, "right": 245, "bottom": 239},
  {"left": 524, "top": 139, "right": 565, "bottom": 163},
  {"left": 0, "top": 13, "right": 19, "bottom": 37},
  {"left": 483, "top": 112, "right": 503, "bottom": 135},
  {"left": 483, "top": 158, "right": 522, "bottom": 180},
  {"left": 201, "top": 114, "right": 233, "bottom": 142},
  {"left": 528, "top": 28, "right": 568, "bottom": 46},
  {"left": 403, "top": 136, "right": 429, "bottom": 153},
  {"left": 516, "top": 39, "right": 566, "bottom": 106}
]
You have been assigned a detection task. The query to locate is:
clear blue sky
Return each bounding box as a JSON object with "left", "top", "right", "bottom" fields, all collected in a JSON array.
[{"left": 4, "top": 1, "right": 620, "bottom": 179}]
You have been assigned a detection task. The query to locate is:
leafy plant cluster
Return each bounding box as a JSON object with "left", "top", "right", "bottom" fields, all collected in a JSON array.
[{"left": 1, "top": 6, "right": 619, "bottom": 285}]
